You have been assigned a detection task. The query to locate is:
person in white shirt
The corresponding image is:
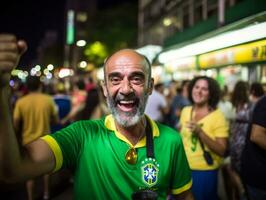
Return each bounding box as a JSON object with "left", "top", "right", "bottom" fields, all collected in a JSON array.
[{"left": 145, "top": 83, "right": 169, "bottom": 122}]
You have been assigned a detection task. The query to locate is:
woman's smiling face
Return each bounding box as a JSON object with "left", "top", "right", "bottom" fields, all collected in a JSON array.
[{"left": 192, "top": 79, "right": 210, "bottom": 106}]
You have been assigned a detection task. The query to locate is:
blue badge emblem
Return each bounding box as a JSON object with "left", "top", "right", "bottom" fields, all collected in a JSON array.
[{"left": 141, "top": 158, "right": 159, "bottom": 187}]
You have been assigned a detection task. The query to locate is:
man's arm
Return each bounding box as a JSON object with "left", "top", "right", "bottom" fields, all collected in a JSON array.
[
  {"left": 172, "top": 189, "right": 194, "bottom": 200},
  {"left": 250, "top": 124, "right": 266, "bottom": 150},
  {"left": 0, "top": 34, "right": 55, "bottom": 182}
]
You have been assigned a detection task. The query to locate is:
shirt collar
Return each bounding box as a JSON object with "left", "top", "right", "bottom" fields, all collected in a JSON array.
[{"left": 104, "top": 114, "right": 159, "bottom": 148}]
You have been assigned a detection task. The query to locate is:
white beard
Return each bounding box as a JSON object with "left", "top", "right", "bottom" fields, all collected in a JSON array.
[{"left": 106, "top": 92, "right": 148, "bottom": 127}]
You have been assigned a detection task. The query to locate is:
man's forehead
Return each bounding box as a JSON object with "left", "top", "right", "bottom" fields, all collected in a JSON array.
[
  {"left": 107, "top": 63, "right": 145, "bottom": 69},
  {"left": 107, "top": 52, "right": 144, "bottom": 66},
  {"left": 106, "top": 54, "right": 147, "bottom": 72}
]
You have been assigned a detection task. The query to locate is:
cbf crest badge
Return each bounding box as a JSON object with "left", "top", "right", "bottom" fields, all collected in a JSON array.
[{"left": 141, "top": 158, "right": 160, "bottom": 187}]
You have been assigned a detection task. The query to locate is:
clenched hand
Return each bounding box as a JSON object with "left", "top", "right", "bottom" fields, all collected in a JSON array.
[{"left": 0, "top": 34, "right": 27, "bottom": 88}]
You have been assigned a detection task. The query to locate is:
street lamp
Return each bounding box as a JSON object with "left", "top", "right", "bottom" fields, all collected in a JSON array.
[{"left": 76, "top": 40, "right": 86, "bottom": 47}]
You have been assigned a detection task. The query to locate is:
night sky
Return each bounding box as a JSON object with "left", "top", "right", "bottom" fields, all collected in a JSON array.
[
  {"left": 0, "top": 0, "right": 66, "bottom": 66},
  {"left": 0, "top": 0, "right": 136, "bottom": 67}
]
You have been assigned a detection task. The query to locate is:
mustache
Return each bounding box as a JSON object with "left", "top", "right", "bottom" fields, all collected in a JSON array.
[{"left": 114, "top": 93, "right": 138, "bottom": 102}]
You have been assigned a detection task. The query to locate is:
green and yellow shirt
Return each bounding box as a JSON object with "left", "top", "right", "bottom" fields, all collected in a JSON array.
[
  {"left": 42, "top": 115, "right": 192, "bottom": 200},
  {"left": 180, "top": 106, "right": 229, "bottom": 170}
]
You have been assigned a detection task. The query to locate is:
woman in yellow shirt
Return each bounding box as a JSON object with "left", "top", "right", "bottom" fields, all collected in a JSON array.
[{"left": 179, "top": 76, "right": 229, "bottom": 200}]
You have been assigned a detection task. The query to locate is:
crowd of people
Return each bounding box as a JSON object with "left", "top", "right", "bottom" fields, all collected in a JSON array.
[
  {"left": 144, "top": 77, "right": 266, "bottom": 200},
  {"left": 0, "top": 34, "right": 266, "bottom": 200}
]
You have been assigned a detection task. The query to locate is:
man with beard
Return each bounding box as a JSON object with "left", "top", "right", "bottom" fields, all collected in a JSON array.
[{"left": 0, "top": 34, "right": 193, "bottom": 200}]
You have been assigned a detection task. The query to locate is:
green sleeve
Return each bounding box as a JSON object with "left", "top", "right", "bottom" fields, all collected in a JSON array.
[
  {"left": 171, "top": 133, "right": 192, "bottom": 194},
  {"left": 50, "top": 121, "right": 85, "bottom": 170}
]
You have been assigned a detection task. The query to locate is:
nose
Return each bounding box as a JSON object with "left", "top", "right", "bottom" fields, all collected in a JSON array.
[{"left": 120, "top": 78, "right": 133, "bottom": 95}]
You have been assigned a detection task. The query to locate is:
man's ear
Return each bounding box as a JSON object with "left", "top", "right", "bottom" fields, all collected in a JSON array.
[
  {"left": 148, "top": 78, "right": 154, "bottom": 95},
  {"left": 101, "top": 80, "right": 108, "bottom": 97}
]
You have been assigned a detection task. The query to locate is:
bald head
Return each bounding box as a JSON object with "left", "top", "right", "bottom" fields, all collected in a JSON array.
[
  {"left": 101, "top": 49, "right": 153, "bottom": 127},
  {"left": 103, "top": 49, "right": 151, "bottom": 82}
]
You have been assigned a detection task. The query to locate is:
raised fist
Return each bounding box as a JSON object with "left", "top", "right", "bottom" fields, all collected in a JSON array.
[{"left": 0, "top": 34, "right": 27, "bottom": 88}]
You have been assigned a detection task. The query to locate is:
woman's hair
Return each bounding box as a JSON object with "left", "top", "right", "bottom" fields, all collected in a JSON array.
[
  {"left": 188, "top": 76, "right": 221, "bottom": 109},
  {"left": 231, "top": 81, "right": 249, "bottom": 108}
]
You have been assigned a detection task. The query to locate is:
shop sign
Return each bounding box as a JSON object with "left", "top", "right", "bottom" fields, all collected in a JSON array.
[
  {"left": 165, "top": 56, "right": 196, "bottom": 72},
  {"left": 199, "top": 39, "right": 266, "bottom": 69}
]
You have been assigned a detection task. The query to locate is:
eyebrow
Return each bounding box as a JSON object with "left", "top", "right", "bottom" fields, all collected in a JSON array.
[
  {"left": 108, "top": 71, "right": 145, "bottom": 80},
  {"left": 128, "top": 72, "right": 145, "bottom": 79},
  {"left": 108, "top": 72, "right": 122, "bottom": 79}
]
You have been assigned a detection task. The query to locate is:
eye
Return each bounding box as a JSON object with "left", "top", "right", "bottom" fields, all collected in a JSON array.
[
  {"left": 110, "top": 77, "right": 122, "bottom": 85},
  {"left": 130, "top": 76, "right": 144, "bottom": 85},
  {"left": 203, "top": 87, "right": 209, "bottom": 92}
]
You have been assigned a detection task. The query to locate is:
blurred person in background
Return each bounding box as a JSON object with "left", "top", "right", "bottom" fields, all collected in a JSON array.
[
  {"left": 145, "top": 82, "right": 169, "bottom": 123},
  {"left": 218, "top": 85, "right": 235, "bottom": 123},
  {"left": 51, "top": 81, "right": 71, "bottom": 133},
  {"left": 249, "top": 82, "right": 265, "bottom": 103},
  {"left": 168, "top": 80, "right": 190, "bottom": 129},
  {"left": 165, "top": 80, "right": 178, "bottom": 105},
  {"left": 222, "top": 82, "right": 265, "bottom": 200},
  {"left": 13, "top": 76, "right": 59, "bottom": 200},
  {"left": 0, "top": 35, "right": 194, "bottom": 200},
  {"left": 179, "top": 76, "right": 229, "bottom": 200},
  {"left": 10, "top": 79, "right": 28, "bottom": 109},
  {"left": 77, "top": 83, "right": 109, "bottom": 120},
  {"left": 222, "top": 81, "right": 251, "bottom": 200},
  {"left": 229, "top": 81, "right": 251, "bottom": 173},
  {"left": 85, "top": 76, "right": 96, "bottom": 92},
  {"left": 60, "top": 79, "right": 87, "bottom": 125},
  {"left": 241, "top": 94, "right": 266, "bottom": 200}
]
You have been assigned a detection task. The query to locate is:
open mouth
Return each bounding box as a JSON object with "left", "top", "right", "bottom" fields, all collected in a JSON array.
[{"left": 117, "top": 99, "right": 138, "bottom": 112}]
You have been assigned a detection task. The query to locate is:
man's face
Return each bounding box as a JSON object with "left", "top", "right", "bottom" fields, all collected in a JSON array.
[{"left": 102, "top": 50, "right": 153, "bottom": 127}]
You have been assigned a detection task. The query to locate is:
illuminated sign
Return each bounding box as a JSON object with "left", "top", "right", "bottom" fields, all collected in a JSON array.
[
  {"left": 165, "top": 56, "right": 196, "bottom": 72},
  {"left": 199, "top": 39, "right": 266, "bottom": 69},
  {"left": 67, "top": 10, "right": 75, "bottom": 45}
]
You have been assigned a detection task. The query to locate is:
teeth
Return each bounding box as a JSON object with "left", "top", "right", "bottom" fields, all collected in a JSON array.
[{"left": 119, "top": 100, "right": 134, "bottom": 104}]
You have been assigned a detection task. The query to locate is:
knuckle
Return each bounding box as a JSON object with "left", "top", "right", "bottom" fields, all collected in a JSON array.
[
  {"left": 7, "top": 34, "right": 17, "bottom": 42},
  {"left": 0, "top": 52, "right": 18, "bottom": 60},
  {"left": 0, "top": 42, "right": 18, "bottom": 52},
  {"left": 0, "top": 34, "right": 17, "bottom": 42},
  {"left": 9, "top": 43, "right": 18, "bottom": 51}
]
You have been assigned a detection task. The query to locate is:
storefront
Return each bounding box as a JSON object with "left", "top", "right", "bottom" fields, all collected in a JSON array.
[
  {"left": 157, "top": 12, "right": 266, "bottom": 90},
  {"left": 198, "top": 39, "right": 266, "bottom": 90}
]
